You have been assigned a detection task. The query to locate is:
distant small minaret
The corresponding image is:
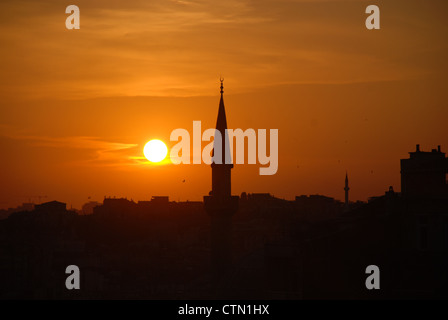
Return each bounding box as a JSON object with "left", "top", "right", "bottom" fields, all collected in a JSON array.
[{"left": 344, "top": 172, "right": 350, "bottom": 211}]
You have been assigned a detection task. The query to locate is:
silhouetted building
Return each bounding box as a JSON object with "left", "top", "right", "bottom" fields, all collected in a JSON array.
[
  {"left": 0, "top": 202, "right": 34, "bottom": 220},
  {"left": 93, "top": 197, "right": 137, "bottom": 218},
  {"left": 204, "top": 80, "right": 239, "bottom": 292},
  {"left": 401, "top": 144, "right": 448, "bottom": 198},
  {"left": 150, "top": 196, "right": 169, "bottom": 204},
  {"left": 35, "top": 200, "right": 66, "bottom": 213},
  {"left": 295, "top": 194, "right": 343, "bottom": 221},
  {"left": 81, "top": 201, "right": 101, "bottom": 215}
]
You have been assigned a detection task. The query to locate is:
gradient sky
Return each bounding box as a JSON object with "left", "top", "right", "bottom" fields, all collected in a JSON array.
[{"left": 1, "top": 0, "right": 447, "bottom": 209}]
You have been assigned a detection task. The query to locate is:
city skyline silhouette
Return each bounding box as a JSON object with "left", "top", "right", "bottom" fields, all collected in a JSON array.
[
  {"left": 1, "top": 0, "right": 448, "bottom": 301},
  {"left": 0, "top": 81, "right": 447, "bottom": 299},
  {"left": 4, "top": 80, "right": 445, "bottom": 213}
]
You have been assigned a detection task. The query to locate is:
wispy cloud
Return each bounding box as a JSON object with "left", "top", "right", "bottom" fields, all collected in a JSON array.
[
  {"left": 0, "top": 0, "right": 447, "bottom": 99},
  {"left": 0, "top": 125, "right": 142, "bottom": 167}
]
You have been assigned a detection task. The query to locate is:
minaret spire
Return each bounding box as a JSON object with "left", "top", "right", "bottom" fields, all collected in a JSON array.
[
  {"left": 213, "top": 78, "right": 232, "bottom": 189},
  {"left": 215, "top": 77, "right": 228, "bottom": 140}
]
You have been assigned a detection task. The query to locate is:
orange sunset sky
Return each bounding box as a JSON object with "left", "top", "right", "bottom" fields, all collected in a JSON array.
[{"left": 1, "top": 0, "right": 447, "bottom": 209}]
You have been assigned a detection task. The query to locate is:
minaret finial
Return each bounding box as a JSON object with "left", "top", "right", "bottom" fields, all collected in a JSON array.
[{"left": 220, "top": 77, "right": 224, "bottom": 95}]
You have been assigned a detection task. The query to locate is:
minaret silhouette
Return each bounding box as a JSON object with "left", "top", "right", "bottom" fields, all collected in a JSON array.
[
  {"left": 204, "top": 79, "right": 239, "bottom": 293},
  {"left": 344, "top": 172, "right": 350, "bottom": 211}
]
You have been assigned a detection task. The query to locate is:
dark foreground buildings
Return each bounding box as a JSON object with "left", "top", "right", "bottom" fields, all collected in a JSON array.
[{"left": 0, "top": 83, "right": 447, "bottom": 301}]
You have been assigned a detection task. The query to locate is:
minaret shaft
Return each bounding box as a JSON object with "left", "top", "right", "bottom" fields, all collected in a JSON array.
[{"left": 204, "top": 80, "right": 238, "bottom": 293}]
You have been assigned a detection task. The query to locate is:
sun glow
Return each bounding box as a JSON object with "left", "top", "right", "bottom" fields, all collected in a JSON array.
[{"left": 143, "top": 139, "right": 168, "bottom": 163}]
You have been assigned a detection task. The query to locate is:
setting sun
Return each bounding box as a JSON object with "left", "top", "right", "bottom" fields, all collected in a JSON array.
[{"left": 143, "top": 139, "right": 168, "bottom": 163}]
